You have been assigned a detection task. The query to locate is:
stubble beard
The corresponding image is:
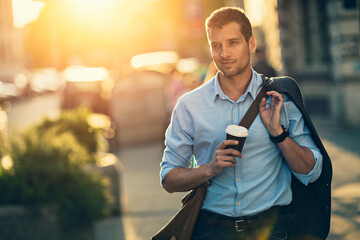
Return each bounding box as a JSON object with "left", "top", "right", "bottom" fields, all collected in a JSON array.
[
  {"left": 217, "top": 58, "right": 250, "bottom": 79},
  {"left": 215, "top": 50, "right": 251, "bottom": 79}
]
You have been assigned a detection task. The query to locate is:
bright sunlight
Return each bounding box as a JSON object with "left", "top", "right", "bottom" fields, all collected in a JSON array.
[{"left": 12, "top": 0, "right": 44, "bottom": 28}]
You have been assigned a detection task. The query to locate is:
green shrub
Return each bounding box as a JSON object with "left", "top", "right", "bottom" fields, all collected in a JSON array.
[
  {"left": 36, "top": 107, "right": 106, "bottom": 157},
  {"left": 0, "top": 126, "right": 109, "bottom": 231}
]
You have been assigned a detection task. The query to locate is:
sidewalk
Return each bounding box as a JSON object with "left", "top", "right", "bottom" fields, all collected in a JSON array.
[
  {"left": 117, "top": 143, "right": 185, "bottom": 239},
  {"left": 94, "top": 143, "right": 184, "bottom": 240},
  {"left": 312, "top": 118, "right": 360, "bottom": 240},
  {"left": 94, "top": 118, "right": 360, "bottom": 240}
]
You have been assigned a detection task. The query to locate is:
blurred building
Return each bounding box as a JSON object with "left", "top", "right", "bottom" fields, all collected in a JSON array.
[
  {"left": 245, "top": 0, "right": 360, "bottom": 126},
  {"left": 276, "top": 0, "right": 359, "bottom": 126},
  {"left": 0, "top": 0, "right": 24, "bottom": 76}
]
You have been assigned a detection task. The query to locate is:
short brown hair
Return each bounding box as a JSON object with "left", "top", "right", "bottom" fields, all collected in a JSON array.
[{"left": 205, "top": 7, "right": 253, "bottom": 42}]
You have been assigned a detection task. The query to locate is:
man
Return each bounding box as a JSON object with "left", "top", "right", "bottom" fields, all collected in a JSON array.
[
  {"left": 253, "top": 46, "right": 277, "bottom": 78},
  {"left": 161, "top": 7, "right": 327, "bottom": 240}
]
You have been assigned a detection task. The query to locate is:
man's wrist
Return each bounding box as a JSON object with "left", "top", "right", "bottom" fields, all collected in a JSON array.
[
  {"left": 269, "top": 126, "right": 284, "bottom": 137},
  {"left": 204, "top": 163, "right": 216, "bottom": 178},
  {"left": 270, "top": 125, "right": 289, "bottom": 143}
]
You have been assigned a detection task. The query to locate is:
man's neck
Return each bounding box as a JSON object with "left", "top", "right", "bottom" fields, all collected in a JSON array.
[{"left": 219, "top": 67, "right": 253, "bottom": 102}]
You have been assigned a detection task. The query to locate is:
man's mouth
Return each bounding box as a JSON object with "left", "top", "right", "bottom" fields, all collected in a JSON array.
[{"left": 221, "top": 61, "right": 235, "bottom": 67}]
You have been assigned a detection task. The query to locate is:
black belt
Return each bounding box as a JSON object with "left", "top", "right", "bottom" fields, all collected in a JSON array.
[{"left": 197, "top": 205, "right": 292, "bottom": 233}]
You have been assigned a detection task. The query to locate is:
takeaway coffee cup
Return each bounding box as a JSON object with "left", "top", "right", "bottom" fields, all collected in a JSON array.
[{"left": 225, "top": 125, "right": 248, "bottom": 152}]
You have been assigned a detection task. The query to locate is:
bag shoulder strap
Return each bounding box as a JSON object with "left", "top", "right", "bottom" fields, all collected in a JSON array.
[{"left": 238, "top": 86, "right": 268, "bottom": 128}]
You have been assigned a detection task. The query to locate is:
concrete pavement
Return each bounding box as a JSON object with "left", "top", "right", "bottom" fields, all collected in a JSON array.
[
  {"left": 94, "top": 143, "right": 184, "bottom": 240},
  {"left": 312, "top": 118, "right": 360, "bottom": 240},
  {"left": 94, "top": 118, "right": 360, "bottom": 240}
]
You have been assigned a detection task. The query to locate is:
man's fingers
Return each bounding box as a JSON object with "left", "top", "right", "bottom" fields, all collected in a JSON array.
[
  {"left": 266, "top": 90, "right": 281, "bottom": 96},
  {"left": 217, "top": 139, "right": 239, "bottom": 149},
  {"left": 223, "top": 148, "right": 242, "bottom": 157},
  {"left": 216, "top": 155, "right": 238, "bottom": 166},
  {"left": 221, "top": 161, "right": 237, "bottom": 168},
  {"left": 267, "top": 91, "right": 284, "bottom": 102},
  {"left": 220, "top": 154, "right": 239, "bottom": 163},
  {"left": 267, "top": 91, "right": 283, "bottom": 112},
  {"left": 259, "top": 97, "right": 266, "bottom": 112},
  {"left": 211, "top": 143, "right": 242, "bottom": 175},
  {"left": 216, "top": 148, "right": 242, "bottom": 159}
]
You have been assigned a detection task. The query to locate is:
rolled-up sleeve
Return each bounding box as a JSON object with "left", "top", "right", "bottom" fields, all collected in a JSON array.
[
  {"left": 282, "top": 98, "right": 323, "bottom": 186},
  {"left": 160, "top": 101, "right": 194, "bottom": 183}
]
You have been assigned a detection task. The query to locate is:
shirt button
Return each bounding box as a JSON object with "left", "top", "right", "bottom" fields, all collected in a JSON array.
[
  {"left": 236, "top": 202, "right": 240, "bottom": 206},
  {"left": 237, "top": 179, "right": 240, "bottom": 183}
]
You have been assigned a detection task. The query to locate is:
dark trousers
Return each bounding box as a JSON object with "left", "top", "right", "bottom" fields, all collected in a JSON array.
[{"left": 192, "top": 206, "right": 291, "bottom": 240}]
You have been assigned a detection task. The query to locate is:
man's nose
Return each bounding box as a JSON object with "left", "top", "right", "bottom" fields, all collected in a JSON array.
[{"left": 220, "top": 45, "right": 230, "bottom": 58}]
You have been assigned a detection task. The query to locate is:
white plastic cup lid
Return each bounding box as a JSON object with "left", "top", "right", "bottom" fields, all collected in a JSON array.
[{"left": 225, "top": 125, "right": 248, "bottom": 137}]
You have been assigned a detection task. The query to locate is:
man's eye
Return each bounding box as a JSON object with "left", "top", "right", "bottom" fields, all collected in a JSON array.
[
  {"left": 212, "top": 44, "right": 220, "bottom": 49},
  {"left": 229, "top": 41, "right": 237, "bottom": 46}
]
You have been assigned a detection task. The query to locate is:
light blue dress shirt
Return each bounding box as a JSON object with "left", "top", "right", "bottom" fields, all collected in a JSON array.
[{"left": 160, "top": 70, "right": 323, "bottom": 217}]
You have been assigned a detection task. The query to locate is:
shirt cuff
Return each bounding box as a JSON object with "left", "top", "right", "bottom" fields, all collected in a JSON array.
[
  {"left": 292, "top": 148, "right": 323, "bottom": 186},
  {"left": 160, "top": 147, "right": 191, "bottom": 183},
  {"left": 160, "top": 164, "right": 174, "bottom": 183}
]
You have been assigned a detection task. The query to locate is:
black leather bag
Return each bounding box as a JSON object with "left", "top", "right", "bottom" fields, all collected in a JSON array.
[{"left": 151, "top": 182, "right": 210, "bottom": 240}]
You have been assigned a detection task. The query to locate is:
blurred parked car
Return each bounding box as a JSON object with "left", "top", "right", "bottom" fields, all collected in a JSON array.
[
  {"left": 61, "top": 66, "right": 114, "bottom": 115},
  {"left": 0, "top": 80, "right": 18, "bottom": 101},
  {"left": 0, "top": 68, "right": 60, "bottom": 102},
  {"left": 13, "top": 70, "right": 32, "bottom": 97},
  {"left": 30, "top": 67, "right": 63, "bottom": 93},
  {"left": 0, "top": 71, "right": 31, "bottom": 101}
]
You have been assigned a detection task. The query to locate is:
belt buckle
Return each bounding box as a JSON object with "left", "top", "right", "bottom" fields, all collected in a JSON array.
[{"left": 235, "top": 219, "right": 245, "bottom": 232}]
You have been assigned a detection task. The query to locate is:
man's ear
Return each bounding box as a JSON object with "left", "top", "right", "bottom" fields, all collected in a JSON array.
[{"left": 249, "top": 36, "right": 256, "bottom": 53}]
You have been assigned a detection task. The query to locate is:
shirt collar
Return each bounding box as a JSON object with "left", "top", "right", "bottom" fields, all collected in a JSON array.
[
  {"left": 213, "top": 72, "right": 225, "bottom": 102},
  {"left": 212, "top": 68, "right": 263, "bottom": 102}
]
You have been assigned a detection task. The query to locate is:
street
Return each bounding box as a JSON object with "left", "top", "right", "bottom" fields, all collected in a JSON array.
[
  {"left": 6, "top": 93, "right": 360, "bottom": 240},
  {"left": 7, "top": 93, "right": 61, "bottom": 133}
]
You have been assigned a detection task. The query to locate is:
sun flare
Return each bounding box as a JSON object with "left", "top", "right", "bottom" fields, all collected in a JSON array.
[{"left": 11, "top": 0, "right": 45, "bottom": 28}]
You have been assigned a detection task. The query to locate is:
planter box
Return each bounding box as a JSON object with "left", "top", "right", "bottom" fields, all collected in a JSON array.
[
  {"left": 84, "top": 152, "right": 124, "bottom": 215},
  {"left": 0, "top": 206, "right": 62, "bottom": 240},
  {"left": 0, "top": 206, "right": 95, "bottom": 240}
]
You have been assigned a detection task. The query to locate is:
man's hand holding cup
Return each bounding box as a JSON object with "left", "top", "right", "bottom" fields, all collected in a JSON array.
[
  {"left": 225, "top": 125, "right": 248, "bottom": 152},
  {"left": 208, "top": 125, "right": 248, "bottom": 176}
]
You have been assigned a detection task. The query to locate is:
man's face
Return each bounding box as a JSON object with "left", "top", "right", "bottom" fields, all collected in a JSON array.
[{"left": 208, "top": 21, "right": 255, "bottom": 78}]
